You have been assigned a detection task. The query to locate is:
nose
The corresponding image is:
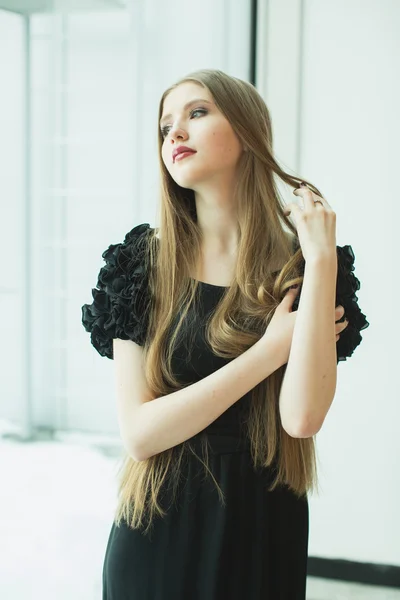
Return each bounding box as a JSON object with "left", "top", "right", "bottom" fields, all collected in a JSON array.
[{"left": 169, "top": 126, "right": 188, "bottom": 143}]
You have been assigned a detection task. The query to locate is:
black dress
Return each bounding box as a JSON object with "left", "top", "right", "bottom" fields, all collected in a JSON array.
[{"left": 81, "top": 223, "right": 369, "bottom": 600}]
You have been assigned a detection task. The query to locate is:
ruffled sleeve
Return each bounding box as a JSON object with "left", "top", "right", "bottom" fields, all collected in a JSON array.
[
  {"left": 333, "top": 245, "right": 369, "bottom": 362},
  {"left": 291, "top": 243, "right": 370, "bottom": 363},
  {"left": 81, "top": 223, "right": 152, "bottom": 359}
]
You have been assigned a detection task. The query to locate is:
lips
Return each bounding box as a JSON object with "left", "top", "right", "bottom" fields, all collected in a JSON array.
[{"left": 172, "top": 146, "right": 196, "bottom": 162}]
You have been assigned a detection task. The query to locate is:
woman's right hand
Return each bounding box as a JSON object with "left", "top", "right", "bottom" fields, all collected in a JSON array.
[
  {"left": 261, "top": 285, "right": 349, "bottom": 368},
  {"left": 261, "top": 286, "right": 300, "bottom": 368}
]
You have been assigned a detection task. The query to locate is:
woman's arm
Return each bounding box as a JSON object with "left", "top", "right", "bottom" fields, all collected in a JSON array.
[
  {"left": 130, "top": 336, "right": 284, "bottom": 461},
  {"left": 279, "top": 253, "right": 338, "bottom": 438}
]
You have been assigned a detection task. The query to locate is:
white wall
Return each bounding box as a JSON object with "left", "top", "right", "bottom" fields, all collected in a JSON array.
[
  {"left": 0, "top": 2, "right": 251, "bottom": 436},
  {"left": 257, "top": 0, "right": 398, "bottom": 568},
  {"left": 0, "top": 12, "right": 26, "bottom": 426}
]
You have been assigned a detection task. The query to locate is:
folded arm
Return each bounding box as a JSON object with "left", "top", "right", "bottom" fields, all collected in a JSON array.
[{"left": 279, "top": 253, "right": 338, "bottom": 438}]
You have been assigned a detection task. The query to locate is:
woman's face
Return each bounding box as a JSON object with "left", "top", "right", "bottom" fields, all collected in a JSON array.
[{"left": 160, "top": 81, "right": 244, "bottom": 190}]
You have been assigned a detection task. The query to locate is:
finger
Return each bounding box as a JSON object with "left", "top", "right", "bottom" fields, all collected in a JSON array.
[
  {"left": 335, "top": 319, "right": 346, "bottom": 332},
  {"left": 335, "top": 319, "right": 349, "bottom": 334},
  {"left": 293, "top": 187, "right": 325, "bottom": 211},
  {"left": 335, "top": 311, "right": 348, "bottom": 325},
  {"left": 283, "top": 202, "right": 303, "bottom": 221},
  {"left": 282, "top": 285, "right": 299, "bottom": 309},
  {"left": 293, "top": 184, "right": 331, "bottom": 211},
  {"left": 335, "top": 305, "right": 345, "bottom": 320},
  {"left": 300, "top": 187, "right": 317, "bottom": 212},
  {"left": 285, "top": 285, "right": 300, "bottom": 298}
]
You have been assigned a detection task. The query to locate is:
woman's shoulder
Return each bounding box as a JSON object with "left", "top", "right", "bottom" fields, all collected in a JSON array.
[
  {"left": 81, "top": 222, "right": 154, "bottom": 358},
  {"left": 100, "top": 222, "right": 154, "bottom": 273},
  {"left": 119, "top": 222, "right": 154, "bottom": 253},
  {"left": 105, "top": 221, "right": 152, "bottom": 268}
]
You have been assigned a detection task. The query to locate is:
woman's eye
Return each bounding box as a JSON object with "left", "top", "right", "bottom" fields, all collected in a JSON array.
[
  {"left": 161, "top": 108, "right": 207, "bottom": 139},
  {"left": 190, "top": 108, "right": 207, "bottom": 119}
]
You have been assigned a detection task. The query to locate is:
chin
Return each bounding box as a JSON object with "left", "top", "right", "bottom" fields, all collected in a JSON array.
[
  {"left": 173, "top": 175, "right": 202, "bottom": 189},
  {"left": 178, "top": 183, "right": 195, "bottom": 190},
  {"left": 174, "top": 169, "right": 210, "bottom": 189}
]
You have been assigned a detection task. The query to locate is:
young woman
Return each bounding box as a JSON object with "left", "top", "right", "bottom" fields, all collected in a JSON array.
[{"left": 82, "top": 69, "right": 369, "bottom": 599}]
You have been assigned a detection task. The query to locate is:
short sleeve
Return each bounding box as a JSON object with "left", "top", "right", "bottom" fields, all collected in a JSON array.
[
  {"left": 291, "top": 243, "right": 370, "bottom": 363},
  {"left": 81, "top": 223, "right": 152, "bottom": 359},
  {"left": 334, "top": 244, "right": 369, "bottom": 363}
]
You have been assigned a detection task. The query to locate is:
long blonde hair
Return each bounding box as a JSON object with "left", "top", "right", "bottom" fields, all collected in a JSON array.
[{"left": 115, "top": 69, "right": 323, "bottom": 535}]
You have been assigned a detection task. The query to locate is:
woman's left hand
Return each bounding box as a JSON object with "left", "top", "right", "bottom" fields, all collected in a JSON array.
[{"left": 284, "top": 183, "right": 337, "bottom": 263}]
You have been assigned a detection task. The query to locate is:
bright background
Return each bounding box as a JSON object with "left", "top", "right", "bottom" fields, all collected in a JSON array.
[{"left": 0, "top": 0, "right": 397, "bottom": 598}]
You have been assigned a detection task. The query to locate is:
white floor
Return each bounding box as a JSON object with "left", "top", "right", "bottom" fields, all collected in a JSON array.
[{"left": 0, "top": 429, "right": 399, "bottom": 600}]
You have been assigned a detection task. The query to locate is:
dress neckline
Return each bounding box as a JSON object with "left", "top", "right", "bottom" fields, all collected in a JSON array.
[{"left": 190, "top": 278, "right": 229, "bottom": 289}]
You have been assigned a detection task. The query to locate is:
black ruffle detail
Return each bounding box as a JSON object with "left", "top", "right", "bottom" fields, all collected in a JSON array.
[
  {"left": 291, "top": 244, "right": 369, "bottom": 363},
  {"left": 81, "top": 223, "right": 152, "bottom": 359}
]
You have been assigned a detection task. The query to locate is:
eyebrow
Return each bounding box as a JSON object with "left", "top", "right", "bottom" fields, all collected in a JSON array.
[{"left": 160, "top": 98, "right": 212, "bottom": 127}]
